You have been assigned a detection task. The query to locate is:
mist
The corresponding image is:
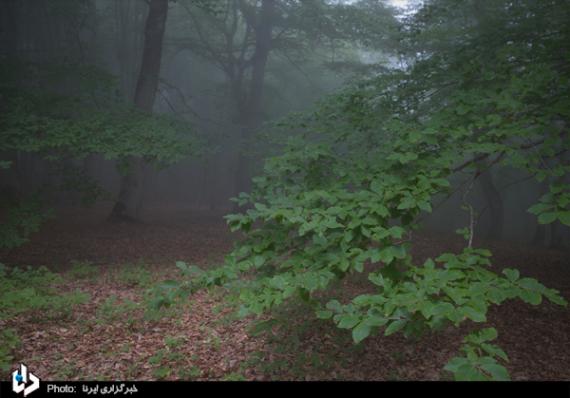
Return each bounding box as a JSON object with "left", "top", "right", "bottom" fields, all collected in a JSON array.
[{"left": 0, "top": 0, "right": 568, "bottom": 385}]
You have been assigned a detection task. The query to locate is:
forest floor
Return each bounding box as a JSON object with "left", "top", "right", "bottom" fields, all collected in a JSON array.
[{"left": 1, "top": 207, "right": 569, "bottom": 381}]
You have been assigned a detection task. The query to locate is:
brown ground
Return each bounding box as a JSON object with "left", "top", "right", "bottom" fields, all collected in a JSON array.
[{"left": 1, "top": 207, "right": 569, "bottom": 380}]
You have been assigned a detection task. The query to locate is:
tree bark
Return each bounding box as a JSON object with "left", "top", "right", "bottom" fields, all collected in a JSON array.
[
  {"left": 478, "top": 167, "right": 504, "bottom": 240},
  {"left": 233, "top": 0, "right": 275, "bottom": 198},
  {"left": 109, "top": 0, "right": 168, "bottom": 222}
]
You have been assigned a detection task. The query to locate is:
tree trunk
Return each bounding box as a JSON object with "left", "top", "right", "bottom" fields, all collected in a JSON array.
[
  {"left": 478, "top": 168, "right": 504, "bottom": 240},
  {"left": 233, "top": 0, "right": 275, "bottom": 200},
  {"left": 109, "top": 0, "right": 168, "bottom": 222}
]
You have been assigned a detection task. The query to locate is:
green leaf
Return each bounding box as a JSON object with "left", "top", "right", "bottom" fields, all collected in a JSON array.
[
  {"left": 518, "top": 277, "right": 543, "bottom": 291},
  {"left": 388, "top": 226, "right": 406, "bottom": 239},
  {"left": 502, "top": 268, "right": 519, "bottom": 282},
  {"left": 384, "top": 319, "right": 407, "bottom": 336},
  {"left": 559, "top": 211, "right": 570, "bottom": 226},
  {"left": 543, "top": 289, "right": 567, "bottom": 306},
  {"left": 481, "top": 343, "right": 509, "bottom": 362},
  {"left": 480, "top": 362, "right": 510, "bottom": 381},
  {"left": 454, "top": 364, "right": 488, "bottom": 381},
  {"left": 397, "top": 197, "right": 416, "bottom": 210},
  {"left": 370, "top": 180, "right": 383, "bottom": 194},
  {"left": 253, "top": 255, "right": 265, "bottom": 268},
  {"left": 527, "top": 203, "right": 551, "bottom": 215},
  {"left": 175, "top": 261, "right": 189, "bottom": 272},
  {"left": 430, "top": 302, "right": 455, "bottom": 318},
  {"left": 537, "top": 212, "right": 558, "bottom": 224},
  {"left": 326, "top": 300, "right": 342, "bottom": 312},
  {"left": 352, "top": 322, "right": 372, "bottom": 343},
  {"left": 519, "top": 290, "right": 542, "bottom": 305},
  {"left": 337, "top": 314, "right": 360, "bottom": 329},
  {"left": 477, "top": 327, "right": 498, "bottom": 342},
  {"left": 462, "top": 306, "right": 486, "bottom": 322}
]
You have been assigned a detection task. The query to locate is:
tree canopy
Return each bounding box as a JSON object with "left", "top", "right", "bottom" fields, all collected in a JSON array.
[{"left": 158, "top": 0, "right": 570, "bottom": 381}]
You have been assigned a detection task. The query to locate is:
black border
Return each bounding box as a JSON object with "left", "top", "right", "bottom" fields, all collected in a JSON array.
[{"left": 1, "top": 381, "right": 569, "bottom": 398}]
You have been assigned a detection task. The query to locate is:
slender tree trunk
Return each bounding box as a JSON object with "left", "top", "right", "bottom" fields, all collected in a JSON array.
[
  {"left": 109, "top": 0, "right": 168, "bottom": 222},
  {"left": 114, "top": 0, "right": 145, "bottom": 103},
  {"left": 1, "top": 0, "right": 19, "bottom": 58},
  {"left": 233, "top": 0, "right": 275, "bottom": 200},
  {"left": 478, "top": 167, "right": 504, "bottom": 240}
]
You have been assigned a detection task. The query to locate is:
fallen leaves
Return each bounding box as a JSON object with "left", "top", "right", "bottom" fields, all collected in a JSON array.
[{"left": 2, "top": 208, "right": 569, "bottom": 380}]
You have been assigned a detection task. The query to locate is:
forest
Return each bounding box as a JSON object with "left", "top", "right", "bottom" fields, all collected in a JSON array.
[{"left": 0, "top": 0, "right": 569, "bottom": 383}]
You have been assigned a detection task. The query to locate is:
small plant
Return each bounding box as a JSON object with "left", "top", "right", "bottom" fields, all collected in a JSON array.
[
  {"left": 0, "top": 328, "right": 21, "bottom": 372},
  {"left": 148, "top": 351, "right": 165, "bottom": 366},
  {"left": 125, "top": 364, "right": 140, "bottom": 379},
  {"left": 96, "top": 295, "right": 139, "bottom": 325},
  {"left": 221, "top": 372, "right": 247, "bottom": 381},
  {"left": 178, "top": 366, "right": 201, "bottom": 380},
  {"left": 68, "top": 261, "right": 99, "bottom": 280},
  {"left": 0, "top": 264, "right": 89, "bottom": 322},
  {"left": 204, "top": 332, "right": 222, "bottom": 351},
  {"left": 148, "top": 336, "right": 191, "bottom": 380},
  {"left": 164, "top": 336, "right": 185, "bottom": 349},
  {"left": 152, "top": 366, "right": 171, "bottom": 379},
  {"left": 116, "top": 266, "right": 153, "bottom": 288},
  {"left": 54, "top": 361, "right": 79, "bottom": 379},
  {"left": 444, "top": 328, "right": 510, "bottom": 381},
  {"left": 144, "top": 280, "right": 184, "bottom": 315}
]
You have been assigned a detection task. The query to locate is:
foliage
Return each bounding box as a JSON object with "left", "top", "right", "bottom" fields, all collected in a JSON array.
[
  {"left": 0, "top": 195, "right": 54, "bottom": 250},
  {"left": 221, "top": 372, "right": 247, "bottom": 381},
  {"left": 147, "top": 336, "right": 201, "bottom": 380},
  {"left": 0, "top": 264, "right": 89, "bottom": 371},
  {"left": 96, "top": 295, "right": 140, "bottom": 326},
  {"left": 0, "top": 61, "right": 204, "bottom": 249},
  {"left": 322, "top": 250, "right": 565, "bottom": 343},
  {"left": 0, "top": 89, "right": 200, "bottom": 169},
  {"left": 444, "top": 328, "right": 509, "bottom": 381},
  {"left": 0, "top": 328, "right": 21, "bottom": 373},
  {"left": 68, "top": 261, "right": 99, "bottom": 280},
  {"left": 116, "top": 265, "right": 154, "bottom": 288},
  {"left": 159, "top": 0, "right": 570, "bottom": 380},
  {"left": 0, "top": 264, "right": 90, "bottom": 322}
]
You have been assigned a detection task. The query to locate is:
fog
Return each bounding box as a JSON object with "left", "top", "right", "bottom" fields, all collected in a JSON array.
[
  {"left": 1, "top": 0, "right": 569, "bottom": 384},
  {"left": 1, "top": 0, "right": 567, "bottom": 249}
]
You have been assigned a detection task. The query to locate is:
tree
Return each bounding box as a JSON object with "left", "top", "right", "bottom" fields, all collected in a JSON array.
[
  {"left": 0, "top": 0, "right": 200, "bottom": 246},
  {"left": 170, "top": 0, "right": 397, "bottom": 198},
  {"left": 109, "top": 0, "right": 170, "bottom": 222},
  {"left": 160, "top": 0, "right": 570, "bottom": 381}
]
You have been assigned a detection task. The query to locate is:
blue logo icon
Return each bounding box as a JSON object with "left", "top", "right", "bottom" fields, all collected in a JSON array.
[{"left": 12, "top": 364, "right": 41, "bottom": 396}]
